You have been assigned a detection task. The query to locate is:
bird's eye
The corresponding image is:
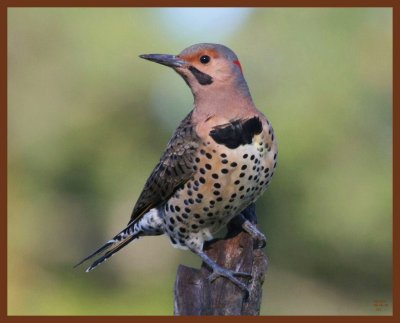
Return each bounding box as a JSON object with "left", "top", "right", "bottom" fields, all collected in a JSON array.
[{"left": 200, "top": 55, "right": 210, "bottom": 64}]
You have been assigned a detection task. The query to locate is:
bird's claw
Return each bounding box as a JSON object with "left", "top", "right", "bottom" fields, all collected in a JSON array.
[
  {"left": 253, "top": 231, "right": 267, "bottom": 249},
  {"left": 207, "top": 267, "right": 252, "bottom": 298},
  {"left": 242, "top": 220, "right": 267, "bottom": 249}
]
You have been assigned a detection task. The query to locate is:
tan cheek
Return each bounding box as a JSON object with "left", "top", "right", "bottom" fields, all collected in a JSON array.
[{"left": 213, "top": 67, "right": 231, "bottom": 81}]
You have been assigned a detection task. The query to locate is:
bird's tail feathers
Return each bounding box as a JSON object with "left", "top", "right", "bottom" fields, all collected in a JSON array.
[{"left": 74, "top": 224, "right": 139, "bottom": 272}]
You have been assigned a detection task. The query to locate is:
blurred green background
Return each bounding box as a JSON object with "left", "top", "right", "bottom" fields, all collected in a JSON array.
[{"left": 7, "top": 8, "right": 392, "bottom": 315}]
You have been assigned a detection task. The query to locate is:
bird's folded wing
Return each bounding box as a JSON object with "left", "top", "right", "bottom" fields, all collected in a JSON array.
[{"left": 128, "top": 111, "right": 200, "bottom": 225}]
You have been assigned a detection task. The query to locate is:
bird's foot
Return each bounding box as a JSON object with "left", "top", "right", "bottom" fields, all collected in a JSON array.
[
  {"left": 189, "top": 245, "right": 252, "bottom": 298},
  {"left": 207, "top": 264, "right": 252, "bottom": 298},
  {"left": 242, "top": 220, "right": 267, "bottom": 249}
]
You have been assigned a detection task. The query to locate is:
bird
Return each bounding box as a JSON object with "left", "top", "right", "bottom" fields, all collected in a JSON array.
[{"left": 75, "top": 43, "right": 278, "bottom": 295}]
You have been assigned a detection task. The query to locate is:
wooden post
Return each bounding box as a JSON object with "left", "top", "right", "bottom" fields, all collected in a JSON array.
[{"left": 174, "top": 208, "right": 268, "bottom": 316}]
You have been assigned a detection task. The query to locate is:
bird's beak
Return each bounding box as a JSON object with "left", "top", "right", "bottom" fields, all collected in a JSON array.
[{"left": 139, "top": 54, "right": 186, "bottom": 68}]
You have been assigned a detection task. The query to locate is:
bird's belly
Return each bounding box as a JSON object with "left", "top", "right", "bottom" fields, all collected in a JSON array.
[{"left": 162, "top": 130, "right": 278, "bottom": 250}]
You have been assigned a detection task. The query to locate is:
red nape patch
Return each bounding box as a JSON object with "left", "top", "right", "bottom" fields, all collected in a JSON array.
[{"left": 233, "top": 60, "right": 243, "bottom": 73}]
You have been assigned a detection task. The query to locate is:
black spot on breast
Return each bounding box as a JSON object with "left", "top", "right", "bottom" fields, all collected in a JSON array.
[
  {"left": 209, "top": 116, "right": 263, "bottom": 149},
  {"left": 188, "top": 66, "right": 213, "bottom": 85}
]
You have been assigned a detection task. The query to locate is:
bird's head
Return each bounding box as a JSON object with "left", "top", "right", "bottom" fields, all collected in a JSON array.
[{"left": 140, "top": 43, "right": 250, "bottom": 100}]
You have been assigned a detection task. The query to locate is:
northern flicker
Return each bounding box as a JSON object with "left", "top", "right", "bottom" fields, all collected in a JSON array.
[{"left": 75, "top": 43, "right": 278, "bottom": 295}]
